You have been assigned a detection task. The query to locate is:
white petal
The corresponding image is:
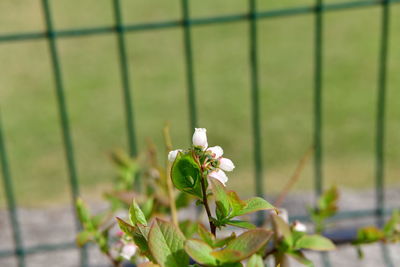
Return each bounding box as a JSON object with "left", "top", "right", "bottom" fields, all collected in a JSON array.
[
  {"left": 192, "top": 128, "right": 208, "bottom": 149},
  {"left": 121, "top": 244, "right": 137, "bottom": 260},
  {"left": 208, "top": 169, "right": 228, "bottom": 186},
  {"left": 207, "top": 146, "right": 224, "bottom": 158},
  {"left": 219, "top": 158, "right": 235, "bottom": 172},
  {"left": 168, "top": 149, "right": 182, "bottom": 162},
  {"left": 293, "top": 221, "right": 307, "bottom": 232}
]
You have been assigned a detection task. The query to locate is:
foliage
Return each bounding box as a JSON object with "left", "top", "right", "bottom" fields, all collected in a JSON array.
[
  {"left": 308, "top": 186, "right": 339, "bottom": 233},
  {"left": 352, "top": 209, "right": 400, "bottom": 258},
  {"left": 75, "top": 128, "right": 336, "bottom": 267}
]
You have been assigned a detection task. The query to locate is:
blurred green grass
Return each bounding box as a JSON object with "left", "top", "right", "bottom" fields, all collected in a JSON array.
[{"left": 0, "top": 0, "right": 399, "bottom": 207}]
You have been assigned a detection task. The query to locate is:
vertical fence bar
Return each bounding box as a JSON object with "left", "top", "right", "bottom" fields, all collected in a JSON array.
[
  {"left": 375, "top": 1, "right": 393, "bottom": 266},
  {"left": 0, "top": 114, "right": 25, "bottom": 267},
  {"left": 314, "top": 0, "right": 324, "bottom": 198},
  {"left": 40, "top": 1, "right": 88, "bottom": 266},
  {"left": 375, "top": 0, "right": 390, "bottom": 228},
  {"left": 248, "top": 0, "right": 264, "bottom": 225},
  {"left": 181, "top": 0, "right": 198, "bottom": 134},
  {"left": 314, "top": 1, "right": 331, "bottom": 266},
  {"left": 112, "top": 0, "right": 138, "bottom": 157}
]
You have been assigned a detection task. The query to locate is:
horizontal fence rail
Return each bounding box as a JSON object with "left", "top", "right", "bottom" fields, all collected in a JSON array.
[
  {"left": 0, "top": 0, "right": 399, "bottom": 43},
  {"left": 0, "top": 0, "right": 398, "bottom": 266}
]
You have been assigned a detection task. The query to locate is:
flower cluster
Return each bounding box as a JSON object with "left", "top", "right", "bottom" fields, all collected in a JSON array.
[{"left": 168, "top": 128, "right": 235, "bottom": 186}]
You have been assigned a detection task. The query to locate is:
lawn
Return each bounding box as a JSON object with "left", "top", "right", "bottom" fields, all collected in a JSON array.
[{"left": 0, "top": 0, "right": 399, "bottom": 206}]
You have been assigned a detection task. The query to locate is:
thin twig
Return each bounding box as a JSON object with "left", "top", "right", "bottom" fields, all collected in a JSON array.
[
  {"left": 200, "top": 172, "right": 216, "bottom": 236},
  {"left": 274, "top": 147, "right": 314, "bottom": 207},
  {"left": 163, "top": 123, "right": 178, "bottom": 226}
]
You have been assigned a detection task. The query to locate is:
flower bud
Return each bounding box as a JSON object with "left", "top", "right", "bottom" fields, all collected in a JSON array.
[
  {"left": 208, "top": 169, "right": 228, "bottom": 186},
  {"left": 192, "top": 128, "right": 208, "bottom": 149},
  {"left": 168, "top": 149, "right": 182, "bottom": 162},
  {"left": 219, "top": 158, "right": 235, "bottom": 172},
  {"left": 292, "top": 221, "right": 307, "bottom": 232},
  {"left": 121, "top": 243, "right": 137, "bottom": 260},
  {"left": 207, "top": 146, "right": 224, "bottom": 158}
]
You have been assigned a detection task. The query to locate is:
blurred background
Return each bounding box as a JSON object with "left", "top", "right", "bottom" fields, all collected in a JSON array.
[{"left": 0, "top": 0, "right": 399, "bottom": 266}]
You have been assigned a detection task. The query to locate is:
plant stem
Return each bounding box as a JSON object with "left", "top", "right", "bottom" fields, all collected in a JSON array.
[
  {"left": 200, "top": 172, "right": 216, "bottom": 236},
  {"left": 274, "top": 147, "right": 313, "bottom": 207},
  {"left": 163, "top": 124, "right": 178, "bottom": 226}
]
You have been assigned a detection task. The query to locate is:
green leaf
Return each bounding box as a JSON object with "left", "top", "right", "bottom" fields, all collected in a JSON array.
[
  {"left": 272, "top": 214, "right": 293, "bottom": 247},
  {"left": 234, "top": 197, "right": 275, "bottom": 217},
  {"left": 171, "top": 153, "right": 203, "bottom": 199},
  {"left": 116, "top": 217, "right": 136, "bottom": 237},
  {"left": 76, "top": 198, "right": 93, "bottom": 230},
  {"left": 198, "top": 224, "right": 215, "bottom": 246},
  {"left": 116, "top": 217, "right": 153, "bottom": 259},
  {"left": 185, "top": 239, "right": 218, "bottom": 266},
  {"left": 213, "top": 233, "right": 236, "bottom": 248},
  {"left": 295, "top": 235, "right": 335, "bottom": 251},
  {"left": 142, "top": 197, "right": 154, "bottom": 219},
  {"left": 318, "top": 186, "right": 338, "bottom": 212},
  {"left": 225, "top": 229, "right": 271, "bottom": 254},
  {"left": 226, "top": 220, "right": 256, "bottom": 229},
  {"left": 133, "top": 224, "right": 152, "bottom": 258},
  {"left": 287, "top": 251, "right": 314, "bottom": 267},
  {"left": 211, "top": 249, "right": 243, "bottom": 263},
  {"left": 227, "top": 191, "right": 246, "bottom": 217},
  {"left": 76, "top": 231, "right": 93, "bottom": 246},
  {"left": 383, "top": 209, "right": 400, "bottom": 238},
  {"left": 148, "top": 218, "right": 189, "bottom": 267},
  {"left": 212, "top": 229, "right": 272, "bottom": 263},
  {"left": 179, "top": 220, "right": 198, "bottom": 238},
  {"left": 129, "top": 199, "right": 147, "bottom": 226},
  {"left": 209, "top": 178, "right": 231, "bottom": 220},
  {"left": 247, "top": 254, "right": 264, "bottom": 267},
  {"left": 353, "top": 226, "right": 384, "bottom": 244}
]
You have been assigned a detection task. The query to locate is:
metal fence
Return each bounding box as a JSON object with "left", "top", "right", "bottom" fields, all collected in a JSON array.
[{"left": 0, "top": 0, "right": 397, "bottom": 266}]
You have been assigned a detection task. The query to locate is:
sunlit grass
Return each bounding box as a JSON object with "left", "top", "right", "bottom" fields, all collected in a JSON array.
[{"left": 0, "top": 1, "right": 399, "bottom": 206}]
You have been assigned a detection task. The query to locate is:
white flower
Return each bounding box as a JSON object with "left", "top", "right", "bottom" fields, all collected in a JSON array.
[
  {"left": 120, "top": 243, "right": 137, "bottom": 260},
  {"left": 168, "top": 149, "right": 182, "bottom": 162},
  {"left": 208, "top": 169, "right": 228, "bottom": 186},
  {"left": 192, "top": 128, "right": 208, "bottom": 149},
  {"left": 207, "top": 146, "right": 223, "bottom": 158},
  {"left": 293, "top": 221, "right": 307, "bottom": 232},
  {"left": 219, "top": 158, "right": 235, "bottom": 172},
  {"left": 206, "top": 144, "right": 235, "bottom": 186}
]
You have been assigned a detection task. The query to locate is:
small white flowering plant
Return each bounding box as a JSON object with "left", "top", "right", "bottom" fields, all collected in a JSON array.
[{"left": 76, "top": 127, "right": 340, "bottom": 267}]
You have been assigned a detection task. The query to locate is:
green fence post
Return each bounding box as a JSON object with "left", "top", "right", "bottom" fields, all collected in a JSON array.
[
  {"left": 313, "top": 1, "right": 331, "bottom": 266},
  {"left": 40, "top": 0, "right": 88, "bottom": 266},
  {"left": 375, "top": 0, "right": 393, "bottom": 266},
  {"left": 248, "top": 0, "right": 264, "bottom": 226},
  {"left": 313, "top": 0, "right": 324, "bottom": 199},
  {"left": 180, "top": 0, "right": 198, "bottom": 134},
  {"left": 0, "top": 114, "right": 25, "bottom": 267},
  {"left": 112, "top": 0, "right": 138, "bottom": 157}
]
